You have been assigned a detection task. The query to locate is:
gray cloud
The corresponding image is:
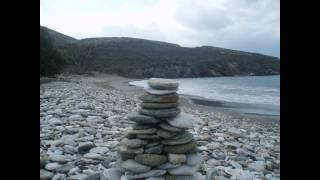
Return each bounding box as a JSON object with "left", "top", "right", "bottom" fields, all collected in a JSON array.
[
  {"left": 176, "top": 5, "right": 233, "bottom": 32},
  {"left": 172, "top": 0, "right": 280, "bottom": 57}
]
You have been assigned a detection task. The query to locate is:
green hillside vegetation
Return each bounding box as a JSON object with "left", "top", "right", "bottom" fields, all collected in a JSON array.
[
  {"left": 40, "top": 27, "right": 67, "bottom": 76},
  {"left": 40, "top": 26, "right": 280, "bottom": 78}
]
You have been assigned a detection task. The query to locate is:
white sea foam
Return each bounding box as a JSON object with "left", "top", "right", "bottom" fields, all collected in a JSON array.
[{"left": 129, "top": 76, "right": 280, "bottom": 107}]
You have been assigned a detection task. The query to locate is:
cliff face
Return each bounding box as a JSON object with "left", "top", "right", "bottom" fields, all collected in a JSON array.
[{"left": 41, "top": 26, "right": 280, "bottom": 78}]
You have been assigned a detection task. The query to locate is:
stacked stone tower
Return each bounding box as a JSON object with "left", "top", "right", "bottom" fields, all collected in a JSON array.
[{"left": 117, "top": 78, "right": 203, "bottom": 180}]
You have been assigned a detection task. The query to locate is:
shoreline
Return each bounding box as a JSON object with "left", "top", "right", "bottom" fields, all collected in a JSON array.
[
  {"left": 40, "top": 73, "right": 280, "bottom": 179},
  {"left": 89, "top": 73, "right": 279, "bottom": 123}
]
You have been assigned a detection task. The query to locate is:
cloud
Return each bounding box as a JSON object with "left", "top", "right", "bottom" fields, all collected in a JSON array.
[
  {"left": 40, "top": 0, "right": 279, "bottom": 57},
  {"left": 176, "top": 5, "right": 233, "bottom": 32}
]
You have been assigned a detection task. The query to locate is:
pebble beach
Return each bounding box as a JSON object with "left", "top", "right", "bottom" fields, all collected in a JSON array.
[{"left": 40, "top": 74, "right": 280, "bottom": 180}]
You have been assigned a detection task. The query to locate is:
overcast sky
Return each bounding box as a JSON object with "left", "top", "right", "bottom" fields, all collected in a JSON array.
[{"left": 40, "top": 0, "right": 280, "bottom": 57}]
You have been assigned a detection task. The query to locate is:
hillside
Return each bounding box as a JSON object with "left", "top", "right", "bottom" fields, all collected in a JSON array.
[
  {"left": 41, "top": 26, "right": 78, "bottom": 47},
  {"left": 40, "top": 26, "right": 280, "bottom": 78}
]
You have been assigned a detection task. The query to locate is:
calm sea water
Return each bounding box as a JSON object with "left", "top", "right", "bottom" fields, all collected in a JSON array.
[{"left": 129, "top": 75, "right": 280, "bottom": 116}]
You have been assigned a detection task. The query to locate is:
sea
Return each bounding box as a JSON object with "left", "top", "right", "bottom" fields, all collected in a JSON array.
[{"left": 129, "top": 75, "right": 280, "bottom": 117}]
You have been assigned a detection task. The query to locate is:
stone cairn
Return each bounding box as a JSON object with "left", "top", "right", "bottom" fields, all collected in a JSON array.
[{"left": 117, "top": 78, "right": 204, "bottom": 180}]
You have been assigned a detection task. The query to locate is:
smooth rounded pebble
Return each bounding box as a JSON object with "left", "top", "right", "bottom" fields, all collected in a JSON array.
[
  {"left": 159, "top": 123, "right": 184, "bottom": 132},
  {"left": 164, "top": 141, "right": 197, "bottom": 154},
  {"left": 141, "top": 102, "right": 179, "bottom": 109},
  {"left": 168, "top": 154, "right": 187, "bottom": 164},
  {"left": 139, "top": 93, "right": 179, "bottom": 103},
  {"left": 161, "top": 132, "right": 194, "bottom": 145},
  {"left": 135, "top": 154, "right": 168, "bottom": 167},
  {"left": 127, "top": 112, "right": 160, "bottom": 124},
  {"left": 186, "top": 152, "right": 202, "bottom": 166},
  {"left": 121, "top": 159, "right": 151, "bottom": 173},
  {"left": 168, "top": 165, "right": 197, "bottom": 176},
  {"left": 144, "top": 88, "right": 177, "bottom": 95},
  {"left": 148, "top": 78, "right": 178, "bottom": 90},
  {"left": 167, "top": 113, "right": 194, "bottom": 129},
  {"left": 128, "top": 128, "right": 158, "bottom": 135},
  {"left": 139, "top": 108, "right": 181, "bottom": 118},
  {"left": 40, "top": 169, "right": 54, "bottom": 180},
  {"left": 121, "top": 138, "right": 147, "bottom": 148},
  {"left": 125, "top": 169, "right": 166, "bottom": 179},
  {"left": 118, "top": 145, "right": 144, "bottom": 155}
]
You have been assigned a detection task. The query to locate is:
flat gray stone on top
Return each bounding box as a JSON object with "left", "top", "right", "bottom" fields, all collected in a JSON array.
[{"left": 148, "top": 78, "right": 178, "bottom": 90}]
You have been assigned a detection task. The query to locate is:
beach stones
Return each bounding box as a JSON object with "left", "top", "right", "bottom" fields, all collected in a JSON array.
[
  {"left": 167, "top": 113, "right": 194, "bottom": 129},
  {"left": 139, "top": 93, "right": 179, "bottom": 103},
  {"left": 186, "top": 153, "right": 202, "bottom": 166},
  {"left": 118, "top": 145, "right": 144, "bottom": 155},
  {"left": 168, "top": 154, "right": 187, "bottom": 164},
  {"left": 125, "top": 169, "right": 166, "bottom": 179},
  {"left": 78, "top": 142, "right": 96, "bottom": 154},
  {"left": 157, "top": 129, "right": 177, "bottom": 139},
  {"left": 121, "top": 138, "right": 147, "bottom": 148},
  {"left": 158, "top": 162, "right": 181, "bottom": 170},
  {"left": 141, "top": 102, "right": 179, "bottom": 109},
  {"left": 137, "top": 134, "right": 160, "bottom": 140},
  {"left": 164, "top": 141, "right": 197, "bottom": 154},
  {"left": 135, "top": 154, "right": 167, "bottom": 167},
  {"left": 139, "top": 108, "right": 181, "bottom": 118},
  {"left": 132, "top": 124, "right": 156, "bottom": 130},
  {"left": 144, "top": 88, "right": 177, "bottom": 95},
  {"left": 168, "top": 165, "right": 197, "bottom": 176},
  {"left": 121, "top": 159, "right": 151, "bottom": 173},
  {"left": 164, "top": 174, "right": 199, "bottom": 180},
  {"left": 116, "top": 78, "right": 201, "bottom": 179},
  {"left": 161, "top": 132, "right": 193, "bottom": 145},
  {"left": 160, "top": 123, "right": 184, "bottom": 132},
  {"left": 128, "top": 112, "right": 160, "bottom": 124},
  {"left": 128, "top": 128, "right": 158, "bottom": 135},
  {"left": 145, "top": 141, "right": 161, "bottom": 148},
  {"left": 148, "top": 78, "right": 178, "bottom": 90},
  {"left": 145, "top": 144, "right": 163, "bottom": 154}
]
